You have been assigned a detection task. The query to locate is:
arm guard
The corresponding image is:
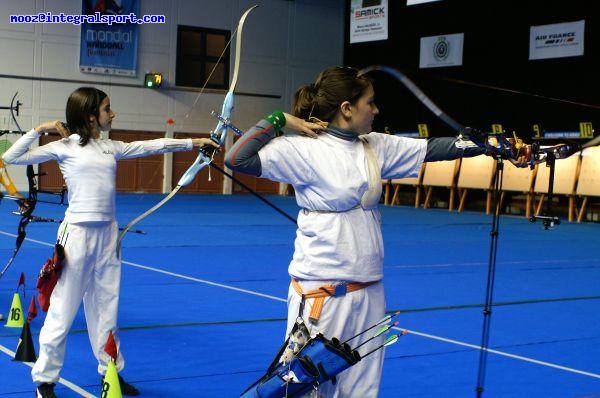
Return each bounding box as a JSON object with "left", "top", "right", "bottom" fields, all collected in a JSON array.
[
  {"left": 224, "top": 112, "right": 285, "bottom": 176},
  {"left": 424, "top": 136, "right": 486, "bottom": 162}
]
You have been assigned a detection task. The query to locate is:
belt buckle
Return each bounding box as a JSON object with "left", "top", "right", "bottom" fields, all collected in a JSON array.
[{"left": 333, "top": 283, "right": 347, "bottom": 297}]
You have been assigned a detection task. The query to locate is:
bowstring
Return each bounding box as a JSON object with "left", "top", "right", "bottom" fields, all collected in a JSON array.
[
  {"left": 141, "top": 25, "right": 238, "bottom": 192},
  {"left": 182, "top": 24, "right": 239, "bottom": 183},
  {"left": 184, "top": 26, "right": 238, "bottom": 121}
]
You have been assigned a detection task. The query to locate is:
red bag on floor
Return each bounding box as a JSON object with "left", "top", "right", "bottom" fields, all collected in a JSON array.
[{"left": 36, "top": 243, "right": 65, "bottom": 312}]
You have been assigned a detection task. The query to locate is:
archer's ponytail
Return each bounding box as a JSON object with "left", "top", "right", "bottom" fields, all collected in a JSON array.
[{"left": 292, "top": 67, "right": 372, "bottom": 122}]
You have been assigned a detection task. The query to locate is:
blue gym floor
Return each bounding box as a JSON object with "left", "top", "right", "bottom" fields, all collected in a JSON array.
[{"left": 1, "top": 194, "right": 599, "bottom": 397}]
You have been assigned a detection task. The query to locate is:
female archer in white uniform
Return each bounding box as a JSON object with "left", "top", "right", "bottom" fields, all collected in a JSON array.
[
  {"left": 226, "top": 67, "right": 530, "bottom": 397},
  {"left": 2, "top": 87, "right": 217, "bottom": 398}
]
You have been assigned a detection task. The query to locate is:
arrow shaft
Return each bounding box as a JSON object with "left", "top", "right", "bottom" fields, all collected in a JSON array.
[{"left": 342, "top": 311, "right": 399, "bottom": 345}]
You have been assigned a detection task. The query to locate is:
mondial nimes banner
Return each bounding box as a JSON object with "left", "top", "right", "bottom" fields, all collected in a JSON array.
[{"left": 79, "top": 0, "right": 140, "bottom": 76}]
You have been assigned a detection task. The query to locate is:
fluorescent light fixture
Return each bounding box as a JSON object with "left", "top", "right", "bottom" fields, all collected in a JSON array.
[{"left": 407, "top": 0, "right": 441, "bottom": 5}]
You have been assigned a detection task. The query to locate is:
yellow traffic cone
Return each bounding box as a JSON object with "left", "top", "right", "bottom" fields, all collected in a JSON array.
[
  {"left": 4, "top": 293, "right": 24, "bottom": 328},
  {"left": 100, "top": 359, "right": 122, "bottom": 398}
]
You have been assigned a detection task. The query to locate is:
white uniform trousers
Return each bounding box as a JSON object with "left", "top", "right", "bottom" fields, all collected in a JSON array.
[
  {"left": 287, "top": 280, "right": 386, "bottom": 398},
  {"left": 32, "top": 221, "right": 125, "bottom": 384}
]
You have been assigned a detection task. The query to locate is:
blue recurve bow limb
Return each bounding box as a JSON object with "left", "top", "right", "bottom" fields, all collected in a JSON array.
[{"left": 116, "top": 5, "right": 258, "bottom": 255}]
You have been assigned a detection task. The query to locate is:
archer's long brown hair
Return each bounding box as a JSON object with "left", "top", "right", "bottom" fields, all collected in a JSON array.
[{"left": 65, "top": 87, "right": 107, "bottom": 146}]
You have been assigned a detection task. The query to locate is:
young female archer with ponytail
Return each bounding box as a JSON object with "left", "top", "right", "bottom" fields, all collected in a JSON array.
[
  {"left": 2, "top": 87, "right": 217, "bottom": 398},
  {"left": 226, "top": 66, "right": 532, "bottom": 397}
]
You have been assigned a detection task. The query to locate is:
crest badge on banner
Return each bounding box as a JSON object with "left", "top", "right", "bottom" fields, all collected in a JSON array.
[
  {"left": 529, "top": 20, "right": 585, "bottom": 60},
  {"left": 79, "top": 0, "right": 140, "bottom": 76},
  {"left": 419, "top": 33, "right": 464, "bottom": 68},
  {"left": 349, "top": 0, "right": 388, "bottom": 43}
]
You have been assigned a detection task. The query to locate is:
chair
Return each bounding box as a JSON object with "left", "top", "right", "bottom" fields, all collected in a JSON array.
[
  {"left": 575, "top": 147, "right": 600, "bottom": 222},
  {"left": 385, "top": 165, "right": 425, "bottom": 208},
  {"left": 279, "top": 183, "right": 292, "bottom": 196},
  {"left": 498, "top": 161, "right": 537, "bottom": 218},
  {"left": 456, "top": 155, "right": 496, "bottom": 214},
  {"left": 533, "top": 152, "right": 581, "bottom": 222},
  {"left": 383, "top": 179, "right": 391, "bottom": 204},
  {"left": 422, "top": 159, "right": 460, "bottom": 211}
]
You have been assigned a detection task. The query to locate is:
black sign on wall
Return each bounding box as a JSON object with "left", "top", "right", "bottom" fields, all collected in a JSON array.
[{"left": 344, "top": 0, "right": 599, "bottom": 138}]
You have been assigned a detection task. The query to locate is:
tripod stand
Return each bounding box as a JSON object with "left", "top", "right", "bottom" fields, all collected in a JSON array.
[
  {"left": 475, "top": 143, "right": 571, "bottom": 396},
  {"left": 474, "top": 154, "right": 505, "bottom": 397}
]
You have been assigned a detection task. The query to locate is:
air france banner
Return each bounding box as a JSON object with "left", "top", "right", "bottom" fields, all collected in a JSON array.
[
  {"left": 79, "top": 0, "right": 139, "bottom": 76},
  {"left": 350, "top": 0, "right": 388, "bottom": 43},
  {"left": 419, "top": 33, "right": 464, "bottom": 68},
  {"left": 529, "top": 20, "right": 585, "bottom": 60}
]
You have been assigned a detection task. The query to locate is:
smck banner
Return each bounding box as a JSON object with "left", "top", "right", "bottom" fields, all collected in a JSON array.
[
  {"left": 79, "top": 0, "right": 140, "bottom": 76},
  {"left": 350, "top": 0, "right": 388, "bottom": 44},
  {"left": 529, "top": 20, "right": 585, "bottom": 60},
  {"left": 419, "top": 33, "right": 464, "bottom": 69}
]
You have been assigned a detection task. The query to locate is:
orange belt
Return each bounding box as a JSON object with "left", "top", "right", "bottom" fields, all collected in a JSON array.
[{"left": 292, "top": 278, "right": 377, "bottom": 324}]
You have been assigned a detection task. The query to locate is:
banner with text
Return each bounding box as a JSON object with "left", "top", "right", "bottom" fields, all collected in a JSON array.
[
  {"left": 79, "top": 0, "right": 139, "bottom": 76},
  {"left": 529, "top": 20, "right": 585, "bottom": 60},
  {"left": 350, "top": 0, "right": 388, "bottom": 43},
  {"left": 419, "top": 33, "right": 464, "bottom": 68}
]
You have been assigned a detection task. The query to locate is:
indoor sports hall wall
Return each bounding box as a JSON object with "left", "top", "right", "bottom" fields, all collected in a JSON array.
[{"left": 0, "top": 0, "right": 345, "bottom": 191}]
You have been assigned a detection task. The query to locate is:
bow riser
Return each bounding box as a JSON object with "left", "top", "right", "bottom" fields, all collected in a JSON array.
[
  {"left": 176, "top": 151, "right": 213, "bottom": 187},
  {"left": 211, "top": 91, "right": 235, "bottom": 143},
  {"left": 177, "top": 90, "right": 236, "bottom": 188}
]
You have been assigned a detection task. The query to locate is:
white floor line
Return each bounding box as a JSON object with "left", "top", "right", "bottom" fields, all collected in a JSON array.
[
  {"left": 0, "top": 344, "right": 95, "bottom": 397},
  {"left": 3, "top": 231, "right": 595, "bottom": 270},
  {"left": 123, "top": 260, "right": 287, "bottom": 303},
  {"left": 388, "top": 258, "right": 600, "bottom": 269},
  {"left": 0, "top": 231, "right": 55, "bottom": 248},
  {"left": 1, "top": 231, "right": 599, "bottom": 386},
  {"left": 399, "top": 327, "right": 600, "bottom": 379}
]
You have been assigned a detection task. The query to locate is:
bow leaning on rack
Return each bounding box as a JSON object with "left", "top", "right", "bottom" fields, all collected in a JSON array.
[
  {"left": 0, "top": 94, "right": 62, "bottom": 279},
  {"left": 0, "top": 93, "right": 25, "bottom": 202},
  {"left": 116, "top": 5, "right": 258, "bottom": 255}
]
